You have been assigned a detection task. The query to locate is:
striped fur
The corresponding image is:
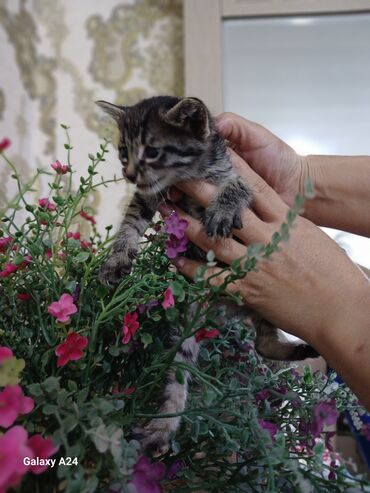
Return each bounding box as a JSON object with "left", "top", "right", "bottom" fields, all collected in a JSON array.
[{"left": 96, "top": 96, "right": 318, "bottom": 452}]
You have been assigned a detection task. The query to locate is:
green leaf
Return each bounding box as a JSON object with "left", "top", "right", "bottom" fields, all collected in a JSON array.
[
  {"left": 165, "top": 307, "right": 179, "bottom": 322},
  {"left": 140, "top": 332, "right": 153, "bottom": 348},
  {"left": 303, "top": 178, "right": 315, "bottom": 199},
  {"left": 43, "top": 404, "right": 58, "bottom": 415},
  {"left": 170, "top": 281, "right": 185, "bottom": 302},
  {"left": 191, "top": 420, "right": 200, "bottom": 442},
  {"left": 42, "top": 376, "right": 60, "bottom": 393},
  {"left": 175, "top": 368, "right": 184, "bottom": 385},
  {"left": 75, "top": 251, "right": 90, "bottom": 263}
]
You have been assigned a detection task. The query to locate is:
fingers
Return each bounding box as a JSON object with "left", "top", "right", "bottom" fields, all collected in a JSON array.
[
  {"left": 172, "top": 256, "right": 242, "bottom": 295},
  {"left": 215, "top": 112, "right": 274, "bottom": 152},
  {"left": 229, "top": 149, "right": 288, "bottom": 221}
]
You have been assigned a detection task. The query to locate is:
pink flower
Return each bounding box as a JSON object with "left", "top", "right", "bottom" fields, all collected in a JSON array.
[
  {"left": 0, "top": 263, "right": 19, "bottom": 278},
  {"left": 80, "top": 210, "right": 96, "bottom": 225},
  {"left": 258, "top": 419, "right": 279, "bottom": 440},
  {"left": 80, "top": 240, "right": 93, "bottom": 250},
  {"left": 164, "top": 212, "right": 188, "bottom": 240},
  {"left": 0, "top": 138, "right": 11, "bottom": 152},
  {"left": 51, "top": 159, "right": 70, "bottom": 174},
  {"left": 123, "top": 386, "right": 136, "bottom": 395},
  {"left": 45, "top": 249, "right": 53, "bottom": 259},
  {"left": 48, "top": 293, "right": 77, "bottom": 323},
  {"left": 195, "top": 327, "right": 220, "bottom": 343},
  {"left": 0, "top": 385, "right": 34, "bottom": 428},
  {"left": 55, "top": 332, "right": 88, "bottom": 367},
  {"left": 68, "top": 231, "right": 81, "bottom": 240},
  {"left": 0, "top": 346, "right": 13, "bottom": 364},
  {"left": 16, "top": 293, "right": 32, "bottom": 301},
  {"left": 165, "top": 235, "right": 188, "bottom": 259},
  {"left": 38, "top": 197, "right": 56, "bottom": 211},
  {"left": 162, "top": 287, "right": 175, "bottom": 310},
  {"left": 361, "top": 423, "right": 370, "bottom": 441},
  {"left": 122, "top": 311, "right": 140, "bottom": 344},
  {"left": 20, "top": 255, "right": 32, "bottom": 268},
  {"left": 129, "top": 456, "right": 165, "bottom": 493},
  {"left": 0, "top": 237, "right": 12, "bottom": 254},
  {"left": 27, "top": 435, "right": 59, "bottom": 474},
  {"left": 0, "top": 426, "right": 34, "bottom": 493}
]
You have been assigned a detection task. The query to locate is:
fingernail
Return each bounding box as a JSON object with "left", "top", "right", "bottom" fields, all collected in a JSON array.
[
  {"left": 172, "top": 257, "right": 185, "bottom": 268},
  {"left": 158, "top": 202, "right": 173, "bottom": 217}
]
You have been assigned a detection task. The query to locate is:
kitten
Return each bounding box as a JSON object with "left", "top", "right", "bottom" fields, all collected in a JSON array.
[{"left": 96, "top": 96, "right": 318, "bottom": 452}]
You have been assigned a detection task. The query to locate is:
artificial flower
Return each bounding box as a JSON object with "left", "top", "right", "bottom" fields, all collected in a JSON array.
[
  {"left": 258, "top": 419, "right": 279, "bottom": 440},
  {"left": 48, "top": 293, "right": 77, "bottom": 323},
  {"left": 80, "top": 210, "right": 96, "bottom": 225},
  {"left": 129, "top": 456, "right": 165, "bottom": 493},
  {"left": 161, "top": 287, "right": 175, "bottom": 310},
  {"left": 0, "top": 357, "right": 25, "bottom": 387},
  {"left": 27, "top": 435, "right": 59, "bottom": 474},
  {"left": 122, "top": 311, "right": 140, "bottom": 344},
  {"left": 38, "top": 198, "right": 56, "bottom": 211},
  {"left": 55, "top": 332, "right": 88, "bottom": 367},
  {"left": 0, "top": 236, "right": 12, "bottom": 253},
  {"left": 0, "top": 385, "right": 34, "bottom": 428},
  {"left": 51, "top": 159, "right": 70, "bottom": 174},
  {"left": 0, "top": 138, "right": 11, "bottom": 152},
  {"left": 0, "top": 426, "right": 33, "bottom": 493},
  {"left": 0, "top": 347, "right": 13, "bottom": 364},
  {"left": 164, "top": 212, "right": 188, "bottom": 239},
  {"left": 195, "top": 327, "right": 220, "bottom": 343},
  {"left": 165, "top": 234, "right": 188, "bottom": 259}
]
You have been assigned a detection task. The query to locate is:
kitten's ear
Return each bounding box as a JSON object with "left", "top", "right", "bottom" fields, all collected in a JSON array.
[
  {"left": 164, "top": 97, "right": 210, "bottom": 141},
  {"left": 95, "top": 100, "right": 126, "bottom": 123}
]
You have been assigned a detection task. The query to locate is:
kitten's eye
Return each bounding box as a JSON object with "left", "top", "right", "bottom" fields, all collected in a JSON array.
[
  {"left": 119, "top": 146, "right": 128, "bottom": 161},
  {"left": 145, "top": 146, "right": 160, "bottom": 159}
]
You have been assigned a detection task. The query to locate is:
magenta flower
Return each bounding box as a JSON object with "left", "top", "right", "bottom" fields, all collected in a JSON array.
[
  {"left": 0, "top": 263, "right": 19, "bottom": 278},
  {"left": 80, "top": 210, "right": 96, "bottom": 225},
  {"left": 312, "top": 400, "right": 338, "bottom": 434},
  {"left": 165, "top": 235, "right": 188, "bottom": 259},
  {"left": 0, "top": 346, "right": 13, "bottom": 364},
  {"left": 68, "top": 231, "right": 81, "bottom": 240},
  {"left": 27, "top": 435, "right": 59, "bottom": 474},
  {"left": 129, "top": 456, "right": 165, "bottom": 493},
  {"left": 0, "top": 426, "right": 34, "bottom": 493},
  {"left": 0, "top": 385, "right": 34, "bottom": 428},
  {"left": 255, "top": 389, "right": 271, "bottom": 404},
  {"left": 38, "top": 197, "right": 56, "bottom": 211},
  {"left": 55, "top": 332, "right": 88, "bottom": 367},
  {"left": 122, "top": 311, "right": 140, "bottom": 344},
  {"left": 0, "top": 236, "right": 12, "bottom": 253},
  {"left": 164, "top": 212, "right": 188, "bottom": 239},
  {"left": 258, "top": 419, "right": 279, "bottom": 440},
  {"left": 48, "top": 293, "right": 77, "bottom": 323},
  {"left": 162, "top": 287, "right": 175, "bottom": 310},
  {"left": 16, "top": 293, "right": 32, "bottom": 301},
  {"left": 51, "top": 159, "right": 70, "bottom": 174},
  {"left": 164, "top": 211, "right": 188, "bottom": 259},
  {"left": 0, "top": 138, "right": 11, "bottom": 152},
  {"left": 195, "top": 327, "right": 220, "bottom": 343}
]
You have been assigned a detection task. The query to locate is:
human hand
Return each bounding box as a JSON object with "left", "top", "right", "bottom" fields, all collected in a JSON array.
[
  {"left": 216, "top": 113, "right": 307, "bottom": 207},
  {"left": 160, "top": 151, "right": 369, "bottom": 349}
]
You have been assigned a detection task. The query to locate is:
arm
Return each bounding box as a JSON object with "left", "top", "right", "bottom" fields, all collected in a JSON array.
[
  {"left": 160, "top": 154, "right": 370, "bottom": 410},
  {"left": 303, "top": 155, "right": 370, "bottom": 236}
]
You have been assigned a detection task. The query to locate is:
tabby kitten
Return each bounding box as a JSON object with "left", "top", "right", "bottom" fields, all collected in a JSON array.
[{"left": 96, "top": 96, "right": 318, "bottom": 452}]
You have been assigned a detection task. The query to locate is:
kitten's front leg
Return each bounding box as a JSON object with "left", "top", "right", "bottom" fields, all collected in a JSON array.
[
  {"left": 203, "top": 177, "right": 252, "bottom": 238},
  {"left": 100, "top": 192, "right": 159, "bottom": 286}
]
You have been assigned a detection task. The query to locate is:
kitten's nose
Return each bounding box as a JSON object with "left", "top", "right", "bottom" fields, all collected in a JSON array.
[{"left": 125, "top": 165, "right": 137, "bottom": 183}]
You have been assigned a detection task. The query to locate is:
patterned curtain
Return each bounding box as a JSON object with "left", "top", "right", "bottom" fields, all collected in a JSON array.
[{"left": 0, "top": 0, "right": 183, "bottom": 228}]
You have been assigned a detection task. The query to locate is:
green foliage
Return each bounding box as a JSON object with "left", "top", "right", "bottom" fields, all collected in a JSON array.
[{"left": 0, "top": 130, "right": 369, "bottom": 493}]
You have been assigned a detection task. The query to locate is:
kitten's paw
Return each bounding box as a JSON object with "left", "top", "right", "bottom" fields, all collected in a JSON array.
[
  {"left": 203, "top": 207, "right": 243, "bottom": 238},
  {"left": 99, "top": 251, "right": 135, "bottom": 287},
  {"left": 132, "top": 420, "right": 172, "bottom": 456}
]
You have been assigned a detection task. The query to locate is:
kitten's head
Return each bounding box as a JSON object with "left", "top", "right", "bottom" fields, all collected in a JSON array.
[{"left": 96, "top": 96, "right": 213, "bottom": 195}]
